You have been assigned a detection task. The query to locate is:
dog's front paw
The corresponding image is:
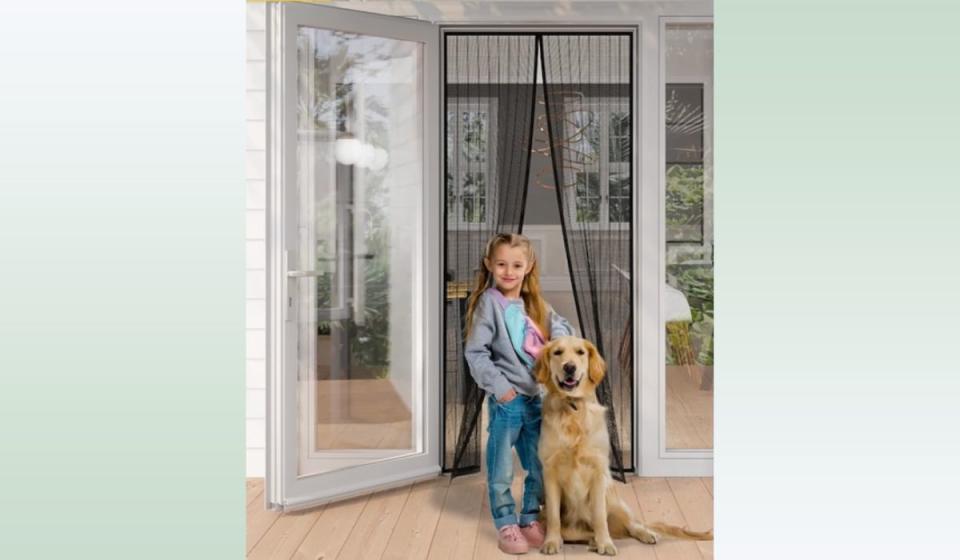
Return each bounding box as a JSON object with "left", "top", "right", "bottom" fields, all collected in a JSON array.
[
  {"left": 541, "top": 537, "right": 563, "bottom": 555},
  {"left": 592, "top": 539, "right": 617, "bottom": 556}
]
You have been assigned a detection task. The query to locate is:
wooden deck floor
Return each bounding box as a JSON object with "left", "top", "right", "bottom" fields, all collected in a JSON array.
[{"left": 246, "top": 474, "right": 713, "bottom": 560}]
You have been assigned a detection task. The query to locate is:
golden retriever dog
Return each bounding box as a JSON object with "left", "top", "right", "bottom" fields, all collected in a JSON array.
[{"left": 535, "top": 336, "right": 713, "bottom": 555}]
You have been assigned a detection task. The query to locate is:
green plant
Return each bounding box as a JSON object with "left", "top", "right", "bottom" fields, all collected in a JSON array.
[
  {"left": 692, "top": 314, "right": 713, "bottom": 366},
  {"left": 349, "top": 231, "right": 391, "bottom": 371},
  {"left": 666, "top": 164, "right": 704, "bottom": 240},
  {"left": 667, "top": 264, "right": 714, "bottom": 365},
  {"left": 316, "top": 270, "right": 333, "bottom": 336}
]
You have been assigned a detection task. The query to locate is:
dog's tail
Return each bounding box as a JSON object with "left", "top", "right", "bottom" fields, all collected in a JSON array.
[{"left": 647, "top": 522, "right": 713, "bottom": 541}]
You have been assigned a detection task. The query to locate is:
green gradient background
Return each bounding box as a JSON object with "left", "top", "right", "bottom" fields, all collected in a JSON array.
[
  {"left": 0, "top": 1, "right": 245, "bottom": 558},
  {"left": 715, "top": 0, "right": 960, "bottom": 558}
]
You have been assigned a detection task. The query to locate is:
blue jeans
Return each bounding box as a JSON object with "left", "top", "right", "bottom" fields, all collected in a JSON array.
[{"left": 486, "top": 393, "right": 544, "bottom": 529}]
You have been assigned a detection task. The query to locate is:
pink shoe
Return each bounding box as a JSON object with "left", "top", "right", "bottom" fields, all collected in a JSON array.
[
  {"left": 497, "top": 524, "right": 529, "bottom": 554},
  {"left": 520, "top": 520, "right": 546, "bottom": 548}
]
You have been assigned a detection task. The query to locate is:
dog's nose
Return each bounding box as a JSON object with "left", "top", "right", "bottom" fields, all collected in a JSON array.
[{"left": 562, "top": 362, "right": 577, "bottom": 377}]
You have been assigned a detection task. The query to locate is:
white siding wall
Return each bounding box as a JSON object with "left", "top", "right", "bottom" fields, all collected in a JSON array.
[{"left": 245, "top": 1, "right": 267, "bottom": 477}]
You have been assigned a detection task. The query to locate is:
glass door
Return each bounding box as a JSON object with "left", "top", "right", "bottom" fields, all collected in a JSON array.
[
  {"left": 266, "top": 3, "right": 439, "bottom": 511},
  {"left": 663, "top": 21, "right": 714, "bottom": 453}
]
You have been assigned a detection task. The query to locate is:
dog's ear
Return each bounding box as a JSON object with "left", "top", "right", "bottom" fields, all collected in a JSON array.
[
  {"left": 534, "top": 340, "right": 555, "bottom": 386},
  {"left": 586, "top": 340, "right": 606, "bottom": 387}
]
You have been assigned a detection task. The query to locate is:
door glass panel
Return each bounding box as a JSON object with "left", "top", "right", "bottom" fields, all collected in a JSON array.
[
  {"left": 295, "top": 27, "right": 422, "bottom": 475},
  {"left": 664, "top": 23, "right": 714, "bottom": 450}
]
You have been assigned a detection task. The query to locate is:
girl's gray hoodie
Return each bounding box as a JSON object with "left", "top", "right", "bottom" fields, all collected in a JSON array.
[{"left": 464, "top": 289, "right": 576, "bottom": 400}]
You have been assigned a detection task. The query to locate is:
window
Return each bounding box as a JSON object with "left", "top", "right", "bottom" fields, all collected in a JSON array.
[
  {"left": 665, "top": 83, "right": 704, "bottom": 243},
  {"left": 564, "top": 99, "right": 630, "bottom": 228},
  {"left": 445, "top": 99, "right": 497, "bottom": 228}
]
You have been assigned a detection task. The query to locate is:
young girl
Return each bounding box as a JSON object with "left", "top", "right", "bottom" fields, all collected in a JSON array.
[{"left": 464, "top": 233, "right": 576, "bottom": 554}]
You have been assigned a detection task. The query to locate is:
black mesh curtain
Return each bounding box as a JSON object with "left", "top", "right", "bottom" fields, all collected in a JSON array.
[
  {"left": 540, "top": 34, "right": 634, "bottom": 481},
  {"left": 443, "top": 34, "right": 539, "bottom": 475}
]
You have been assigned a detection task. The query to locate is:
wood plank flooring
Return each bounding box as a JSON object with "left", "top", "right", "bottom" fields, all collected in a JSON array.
[
  {"left": 665, "top": 366, "right": 714, "bottom": 450},
  {"left": 247, "top": 475, "right": 713, "bottom": 560}
]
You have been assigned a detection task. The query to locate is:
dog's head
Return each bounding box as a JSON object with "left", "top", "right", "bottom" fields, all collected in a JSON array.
[{"left": 534, "top": 335, "right": 606, "bottom": 398}]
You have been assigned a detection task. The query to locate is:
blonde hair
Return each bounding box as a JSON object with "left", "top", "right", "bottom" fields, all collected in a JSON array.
[{"left": 464, "top": 233, "right": 550, "bottom": 340}]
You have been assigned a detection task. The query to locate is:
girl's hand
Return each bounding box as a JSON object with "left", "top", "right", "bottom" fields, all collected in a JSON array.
[{"left": 498, "top": 388, "right": 518, "bottom": 403}]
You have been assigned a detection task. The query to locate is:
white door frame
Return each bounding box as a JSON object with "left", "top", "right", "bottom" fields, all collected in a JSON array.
[
  {"left": 443, "top": 19, "right": 714, "bottom": 477},
  {"left": 265, "top": 2, "right": 441, "bottom": 512},
  {"left": 638, "top": 14, "right": 714, "bottom": 477}
]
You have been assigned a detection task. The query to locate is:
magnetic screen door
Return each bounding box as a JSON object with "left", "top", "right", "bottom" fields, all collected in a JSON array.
[{"left": 442, "top": 32, "right": 635, "bottom": 481}]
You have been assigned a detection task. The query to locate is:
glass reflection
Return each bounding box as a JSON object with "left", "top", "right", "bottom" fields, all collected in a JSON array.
[{"left": 296, "top": 28, "right": 422, "bottom": 474}]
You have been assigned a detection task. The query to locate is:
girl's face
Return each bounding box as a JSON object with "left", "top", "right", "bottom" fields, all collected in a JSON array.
[{"left": 485, "top": 243, "right": 532, "bottom": 295}]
